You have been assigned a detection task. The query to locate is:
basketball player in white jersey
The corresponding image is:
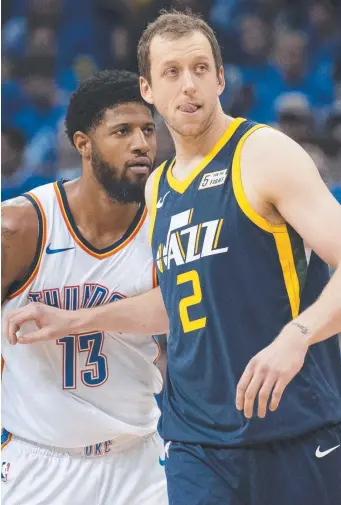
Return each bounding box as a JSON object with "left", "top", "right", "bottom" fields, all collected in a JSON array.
[{"left": 1, "top": 70, "right": 167, "bottom": 505}]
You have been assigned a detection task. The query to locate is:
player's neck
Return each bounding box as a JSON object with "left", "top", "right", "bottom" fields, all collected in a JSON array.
[
  {"left": 63, "top": 176, "right": 140, "bottom": 243},
  {"left": 172, "top": 111, "right": 234, "bottom": 169}
]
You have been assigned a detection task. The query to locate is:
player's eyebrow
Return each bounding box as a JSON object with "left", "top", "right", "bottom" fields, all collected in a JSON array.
[
  {"left": 108, "top": 121, "right": 155, "bottom": 130},
  {"left": 160, "top": 59, "right": 178, "bottom": 67},
  {"left": 106, "top": 122, "right": 130, "bottom": 131},
  {"left": 160, "top": 55, "right": 211, "bottom": 68}
]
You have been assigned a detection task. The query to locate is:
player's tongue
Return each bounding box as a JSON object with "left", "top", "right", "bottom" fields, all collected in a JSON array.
[{"left": 179, "top": 103, "right": 199, "bottom": 113}]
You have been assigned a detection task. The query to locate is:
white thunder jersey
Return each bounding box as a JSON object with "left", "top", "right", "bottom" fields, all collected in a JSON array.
[{"left": 2, "top": 181, "right": 162, "bottom": 448}]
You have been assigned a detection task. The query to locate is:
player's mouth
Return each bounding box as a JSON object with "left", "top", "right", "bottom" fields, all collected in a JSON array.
[
  {"left": 178, "top": 103, "right": 201, "bottom": 114},
  {"left": 127, "top": 157, "right": 152, "bottom": 175}
]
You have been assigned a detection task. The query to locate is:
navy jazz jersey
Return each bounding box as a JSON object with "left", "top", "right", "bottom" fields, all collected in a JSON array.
[{"left": 150, "top": 118, "right": 341, "bottom": 447}]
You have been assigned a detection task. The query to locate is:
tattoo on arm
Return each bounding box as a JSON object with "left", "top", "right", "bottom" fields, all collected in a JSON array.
[{"left": 291, "top": 322, "right": 310, "bottom": 335}]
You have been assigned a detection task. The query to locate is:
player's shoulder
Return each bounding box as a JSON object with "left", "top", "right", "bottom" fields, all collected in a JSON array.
[
  {"left": 1, "top": 196, "right": 40, "bottom": 300},
  {"left": 241, "top": 127, "right": 320, "bottom": 202},
  {"left": 2, "top": 196, "right": 39, "bottom": 239},
  {"left": 242, "top": 125, "right": 317, "bottom": 185},
  {"left": 243, "top": 125, "right": 308, "bottom": 163}
]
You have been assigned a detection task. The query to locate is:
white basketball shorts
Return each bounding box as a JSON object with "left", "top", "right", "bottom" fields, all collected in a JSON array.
[{"left": 1, "top": 431, "right": 168, "bottom": 505}]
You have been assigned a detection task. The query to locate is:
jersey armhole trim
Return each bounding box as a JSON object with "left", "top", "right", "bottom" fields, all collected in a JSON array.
[
  {"left": 151, "top": 263, "right": 162, "bottom": 363},
  {"left": 149, "top": 162, "right": 167, "bottom": 246},
  {"left": 232, "top": 124, "right": 301, "bottom": 318},
  {"left": 7, "top": 193, "right": 47, "bottom": 300},
  {"left": 231, "top": 123, "right": 286, "bottom": 234}
]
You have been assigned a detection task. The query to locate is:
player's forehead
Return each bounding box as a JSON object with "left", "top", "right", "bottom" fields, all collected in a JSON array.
[
  {"left": 149, "top": 31, "right": 214, "bottom": 68},
  {"left": 101, "top": 103, "right": 154, "bottom": 128}
]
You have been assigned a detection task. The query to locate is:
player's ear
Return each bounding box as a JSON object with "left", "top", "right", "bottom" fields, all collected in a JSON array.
[
  {"left": 217, "top": 66, "right": 225, "bottom": 97},
  {"left": 140, "top": 76, "right": 154, "bottom": 105},
  {"left": 73, "top": 132, "right": 91, "bottom": 159}
]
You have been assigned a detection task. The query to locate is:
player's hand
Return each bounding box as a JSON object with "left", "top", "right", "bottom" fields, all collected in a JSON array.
[
  {"left": 4, "top": 302, "right": 77, "bottom": 344},
  {"left": 236, "top": 329, "right": 309, "bottom": 419}
]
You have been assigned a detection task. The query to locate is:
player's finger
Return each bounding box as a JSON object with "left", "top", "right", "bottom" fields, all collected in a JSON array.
[
  {"left": 17, "top": 327, "right": 54, "bottom": 344},
  {"left": 243, "top": 371, "right": 266, "bottom": 419},
  {"left": 6, "top": 315, "right": 34, "bottom": 345},
  {"left": 269, "top": 378, "right": 289, "bottom": 412},
  {"left": 236, "top": 362, "right": 255, "bottom": 411},
  {"left": 7, "top": 319, "right": 20, "bottom": 345},
  {"left": 257, "top": 374, "right": 277, "bottom": 418}
]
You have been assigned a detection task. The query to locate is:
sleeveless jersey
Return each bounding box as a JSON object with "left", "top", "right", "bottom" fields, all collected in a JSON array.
[
  {"left": 150, "top": 118, "right": 341, "bottom": 447},
  {"left": 2, "top": 181, "right": 162, "bottom": 448}
]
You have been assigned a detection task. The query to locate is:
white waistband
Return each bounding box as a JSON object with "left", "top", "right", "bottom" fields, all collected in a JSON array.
[{"left": 11, "top": 432, "right": 155, "bottom": 458}]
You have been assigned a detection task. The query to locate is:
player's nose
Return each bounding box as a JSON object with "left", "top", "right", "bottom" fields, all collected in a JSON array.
[
  {"left": 181, "top": 70, "right": 196, "bottom": 95},
  {"left": 131, "top": 129, "right": 150, "bottom": 153}
]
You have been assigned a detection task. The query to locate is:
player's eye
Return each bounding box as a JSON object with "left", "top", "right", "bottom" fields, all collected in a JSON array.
[
  {"left": 115, "top": 127, "right": 129, "bottom": 136},
  {"left": 143, "top": 126, "right": 155, "bottom": 135},
  {"left": 196, "top": 64, "right": 207, "bottom": 73},
  {"left": 165, "top": 68, "right": 178, "bottom": 77}
]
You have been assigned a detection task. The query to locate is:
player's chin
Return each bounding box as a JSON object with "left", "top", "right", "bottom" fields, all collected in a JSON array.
[
  {"left": 178, "top": 122, "right": 204, "bottom": 137},
  {"left": 127, "top": 171, "right": 149, "bottom": 186},
  {"left": 120, "top": 186, "right": 145, "bottom": 204}
]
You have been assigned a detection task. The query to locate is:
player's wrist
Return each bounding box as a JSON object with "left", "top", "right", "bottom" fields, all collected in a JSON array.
[
  {"left": 278, "top": 321, "right": 311, "bottom": 349},
  {"left": 68, "top": 308, "right": 97, "bottom": 334}
]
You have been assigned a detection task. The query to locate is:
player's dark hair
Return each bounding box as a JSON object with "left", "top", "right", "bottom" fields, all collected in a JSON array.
[
  {"left": 138, "top": 9, "right": 223, "bottom": 83},
  {"left": 65, "top": 70, "right": 153, "bottom": 146}
]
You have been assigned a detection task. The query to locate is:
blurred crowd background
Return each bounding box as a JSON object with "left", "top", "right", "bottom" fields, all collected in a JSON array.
[{"left": 2, "top": 0, "right": 341, "bottom": 203}]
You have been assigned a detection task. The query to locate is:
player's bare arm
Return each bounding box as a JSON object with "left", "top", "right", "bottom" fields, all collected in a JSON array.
[
  {"left": 1, "top": 198, "right": 39, "bottom": 304},
  {"left": 236, "top": 127, "right": 341, "bottom": 419},
  {"left": 4, "top": 169, "right": 169, "bottom": 344}
]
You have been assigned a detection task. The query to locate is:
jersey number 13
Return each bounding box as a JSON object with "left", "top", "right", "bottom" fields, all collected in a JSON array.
[{"left": 57, "top": 332, "right": 108, "bottom": 389}]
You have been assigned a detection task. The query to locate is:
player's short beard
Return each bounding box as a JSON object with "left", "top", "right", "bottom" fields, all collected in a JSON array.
[{"left": 91, "top": 144, "right": 146, "bottom": 204}]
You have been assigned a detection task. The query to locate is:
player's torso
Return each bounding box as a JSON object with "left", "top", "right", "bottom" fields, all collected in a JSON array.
[
  {"left": 2, "top": 181, "right": 162, "bottom": 448},
  {"left": 151, "top": 118, "right": 341, "bottom": 446}
]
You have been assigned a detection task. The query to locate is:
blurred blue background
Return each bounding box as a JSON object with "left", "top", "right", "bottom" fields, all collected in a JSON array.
[{"left": 2, "top": 0, "right": 341, "bottom": 202}]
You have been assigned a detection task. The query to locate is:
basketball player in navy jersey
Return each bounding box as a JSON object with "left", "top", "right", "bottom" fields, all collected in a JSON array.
[{"left": 5, "top": 11, "right": 341, "bottom": 505}]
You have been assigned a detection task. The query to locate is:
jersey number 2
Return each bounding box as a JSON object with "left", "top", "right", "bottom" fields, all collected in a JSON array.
[
  {"left": 57, "top": 332, "right": 108, "bottom": 389},
  {"left": 177, "top": 270, "right": 207, "bottom": 333}
]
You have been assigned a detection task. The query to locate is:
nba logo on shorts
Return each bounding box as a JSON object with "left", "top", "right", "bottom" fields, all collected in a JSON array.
[{"left": 1, "top": 462, "right": 10, "bottom": 482}]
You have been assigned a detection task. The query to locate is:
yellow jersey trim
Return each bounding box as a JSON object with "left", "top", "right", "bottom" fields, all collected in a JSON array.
[
  {"left": 231, "top": 124, "right": 286, "bottom": 233},
  {"left": 273, "top": 230, "right": 301, "bottom": 318},
  {"left": 148, "top": 162, "right": 168, "bottom": 246},
  {"left": 151, "top": 263, "right": 161, "bottom": 364},
  {"left": 167, "top": 117, "right": 245, "bottom": 194},
  {"left": 232, "top": 123, "right": 300, "bottom": 318}
]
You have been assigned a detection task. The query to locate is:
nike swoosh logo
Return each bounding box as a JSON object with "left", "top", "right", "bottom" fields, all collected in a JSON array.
[
  {"left": 46, "top": 244, "right": 75, "bottom": 255},
  {"left": 315, "top": 444, "right": 340, "bottom": 458},
  {"left": 156, "top": 191, "right": 170, "bottom": 209},
  {"left": 159, "top": 456, "right": 166, "bottom": 466}
]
